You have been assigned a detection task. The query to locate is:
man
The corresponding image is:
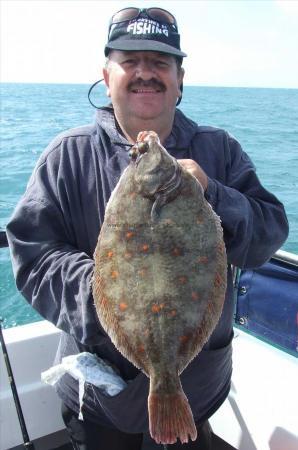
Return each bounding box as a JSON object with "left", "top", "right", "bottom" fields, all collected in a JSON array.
[{"left": 7, "top": 7, "right": 288, "bottom": 450}]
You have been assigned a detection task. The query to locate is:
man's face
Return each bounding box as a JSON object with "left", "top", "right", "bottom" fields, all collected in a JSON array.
[{"left": 103, "top": 50, "right": 184, "bottom": 122}]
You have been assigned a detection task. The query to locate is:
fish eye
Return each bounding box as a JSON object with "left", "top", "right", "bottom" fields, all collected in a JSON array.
[
  {"left": 129, "top": 146, "right": 138, "bottom": 160},
  {"left": 138, "top": 142, "right": 149, "bottom": 154}
]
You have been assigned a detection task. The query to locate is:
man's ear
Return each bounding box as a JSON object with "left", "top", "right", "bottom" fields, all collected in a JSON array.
[
  {"left": 178, "top": 67, "right": 185, "bottom": 96},
  {"left": 103, "top": 67, "right": 111, "bottom": 97}
]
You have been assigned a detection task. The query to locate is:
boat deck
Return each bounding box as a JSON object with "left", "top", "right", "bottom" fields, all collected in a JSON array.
[
  {"left": 2, "top": 320, "right": 298, "bottom": 450},
  {"left": 10, "top": 428, "right": 236, "bottom": 450}
]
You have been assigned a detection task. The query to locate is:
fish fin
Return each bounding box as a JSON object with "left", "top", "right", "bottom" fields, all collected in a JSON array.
[
  {"left": 151, "top": 194, "right": 164, "bottom": 221},
  {"left": 148, "top": 390, "right": 197, "bottom": 445},
  {"left": 150, "top": 159, "right": 183, "bottom": 221}
]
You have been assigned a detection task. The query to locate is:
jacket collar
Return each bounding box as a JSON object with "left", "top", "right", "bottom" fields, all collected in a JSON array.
[{"left": 95, "top": 104, "right": 199, "bottom": 152}]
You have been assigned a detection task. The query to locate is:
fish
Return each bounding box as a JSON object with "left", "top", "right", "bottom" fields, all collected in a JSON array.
[{"left": 92, "top": 130, "right": 227, "bottom": 445}]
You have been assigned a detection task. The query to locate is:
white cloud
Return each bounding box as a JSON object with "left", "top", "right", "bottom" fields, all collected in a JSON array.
[
  {"left": 275, "top": 0, "right": 298, "bottom": 15},
  {"left": 1, "top": 0, "right": 298, "bottom": 88}
]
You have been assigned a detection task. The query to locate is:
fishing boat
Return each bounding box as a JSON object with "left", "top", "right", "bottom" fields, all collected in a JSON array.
[{"left": 0, "top": 229, "right": 297, "bottom": 450}]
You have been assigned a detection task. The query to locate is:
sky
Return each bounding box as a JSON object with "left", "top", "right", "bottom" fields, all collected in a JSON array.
[{"left": 1, "top": 0, "right": 298, "bottom": 88}]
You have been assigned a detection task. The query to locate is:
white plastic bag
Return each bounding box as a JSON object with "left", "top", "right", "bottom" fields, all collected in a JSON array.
[{"left": 41, "top": 352, "right": 127, "bottom": 419}]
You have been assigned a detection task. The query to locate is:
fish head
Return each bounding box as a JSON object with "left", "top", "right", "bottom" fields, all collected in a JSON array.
[{"left": 129, "top": 131, "right": 178, "bottom": 198}]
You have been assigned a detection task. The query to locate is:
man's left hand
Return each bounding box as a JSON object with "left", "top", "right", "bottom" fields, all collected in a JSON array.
[{"left": 178, "top": 159, "right": 208, "bottom": 191}]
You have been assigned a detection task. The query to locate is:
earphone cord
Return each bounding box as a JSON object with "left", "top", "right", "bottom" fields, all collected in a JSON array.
[{"left": 87, "top": 78, "right": 104, "bottom": 109}]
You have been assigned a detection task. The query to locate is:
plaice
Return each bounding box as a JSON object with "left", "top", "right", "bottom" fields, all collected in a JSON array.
[{"left": 93, "top": 130, "right": 227, "bottom": 445}]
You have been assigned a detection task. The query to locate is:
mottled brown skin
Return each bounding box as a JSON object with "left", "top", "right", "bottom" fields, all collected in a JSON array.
[{"left": 93, "top": 131, "right": 227, "bottom": 444}]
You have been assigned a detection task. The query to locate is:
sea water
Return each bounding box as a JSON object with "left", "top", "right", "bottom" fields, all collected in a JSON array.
[{"left": 1, "top": 83, "right": 297, "bottom": 328}]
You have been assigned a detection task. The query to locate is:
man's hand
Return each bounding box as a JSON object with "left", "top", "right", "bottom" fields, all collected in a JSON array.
[{"left": 178, "top": 159, "right": 208, "bottom": 191}]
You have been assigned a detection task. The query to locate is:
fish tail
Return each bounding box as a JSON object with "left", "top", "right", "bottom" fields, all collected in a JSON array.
[{"left": 148, "top": 382, "right": 197, "bottom": 445}]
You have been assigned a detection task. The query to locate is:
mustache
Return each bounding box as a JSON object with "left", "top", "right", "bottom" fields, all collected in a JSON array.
[{"left": 128, "top": 78, "right": 166, "bottom": 92}]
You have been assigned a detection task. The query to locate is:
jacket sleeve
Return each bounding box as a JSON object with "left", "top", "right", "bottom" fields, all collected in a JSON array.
[
  {"left": 204, "top": 133, "right": 289, "bottom": 269},
  {"left": 6, "top": 139, "right": 104, "bottom": 345}
]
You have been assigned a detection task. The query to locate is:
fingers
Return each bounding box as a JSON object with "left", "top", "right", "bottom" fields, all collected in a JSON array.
[{"left": 178, "top": 159, "right": 208, "bottom": 191}]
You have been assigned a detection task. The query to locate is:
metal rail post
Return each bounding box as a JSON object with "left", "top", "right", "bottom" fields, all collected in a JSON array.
[{"left": 0, "top": 319, "right": 35, "bottom": 449}]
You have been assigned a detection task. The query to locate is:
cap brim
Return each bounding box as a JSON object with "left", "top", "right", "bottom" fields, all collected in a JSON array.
[{"left": 105, "top": 39, "right": 187, "bottom": 57}]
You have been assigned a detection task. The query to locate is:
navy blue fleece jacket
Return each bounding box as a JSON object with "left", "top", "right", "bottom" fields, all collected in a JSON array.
[{"left": 7, "top": 106, "right": 288, "bottom": 431}]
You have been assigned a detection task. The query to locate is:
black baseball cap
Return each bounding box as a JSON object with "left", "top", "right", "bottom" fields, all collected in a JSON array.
[{"left": 104, "top": 7, "right": 187, "bottom": 58}]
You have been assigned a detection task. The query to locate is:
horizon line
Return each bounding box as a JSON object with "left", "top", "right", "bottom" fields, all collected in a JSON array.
[{"left": 1, "top": 81, "right": 298, "bottom": 90}]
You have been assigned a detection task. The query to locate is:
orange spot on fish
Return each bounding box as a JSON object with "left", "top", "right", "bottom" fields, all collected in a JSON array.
[
  {"left": 218, "top": 243, "right": 226, "bottom": 255},
  {"left": 151, "top": 304, "right": 161, "bottom": 313},
  {"left": 119, "top": 302, "right": 128, "bottom": 311},
  {"left": 214, "top": 273, "right": 222, "bottom": 287},
  {"left": 207, "top": 303, "right": 214, "bottom": 313},
  {"left": 100, "top": 297, "right": 108, "bottom": 307},
  {"left": 111, "top": 270, "right": 119, "bottom": 279},
  {"left": 191, "top": 292, "right": 200, "bottom": 301},
  {"left": 142, "top": 244, "right": 149, "bottom": 252},
  {"left": 107, "top": 251, "right": 114, "bottom": 258},
  {"left": 138, "top": 344, "right": 145, "bottom": 353},
  {"left": 126, "top": 231, "right": 134, "bottom": 239},
  {"left": 169, "top": 309, "right": 177, "bottom": 317},
  {"left": 179, "top": 335, "right": 189, "bottom": 344},
  {"left": 172, "top": 248, "right": 181, "bottom": 256},
  {"left": 197, "top": 256, "right": 208, "bottom": 264},
  {"left": 138, "top": 268, "right": 146, "bottom": 277},
  {"left": 178, "top": 276, "right": 188, "bottom": 284}
]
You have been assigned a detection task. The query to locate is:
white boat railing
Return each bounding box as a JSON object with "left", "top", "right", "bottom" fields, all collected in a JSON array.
[{"left": 273, "top": 249, "right": 298, "bottom": 266}]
